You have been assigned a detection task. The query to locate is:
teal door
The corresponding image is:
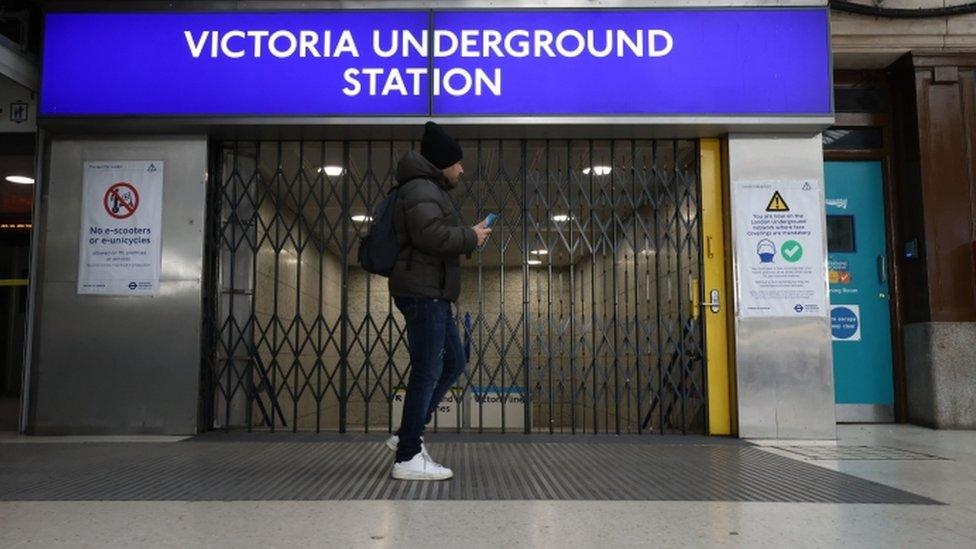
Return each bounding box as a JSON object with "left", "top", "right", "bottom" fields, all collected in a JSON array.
[{"left": 824, "top": 161, "right": 894, "bottom": 422}]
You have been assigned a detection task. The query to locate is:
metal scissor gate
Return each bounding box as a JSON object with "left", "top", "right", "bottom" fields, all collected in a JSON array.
[{"left": 203, "top": 139, "right": 705, "bottom": 435}]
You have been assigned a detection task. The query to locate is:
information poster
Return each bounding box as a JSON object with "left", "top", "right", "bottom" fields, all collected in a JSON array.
[
  {"left": 831, "top": 304, "right": 862, "bottom": 341},
  {"left": 733, "top": 180, "right": 828, "bottom": 318},
  {"left": 78, "top": 161, "right": 164, "bottom": 296}
]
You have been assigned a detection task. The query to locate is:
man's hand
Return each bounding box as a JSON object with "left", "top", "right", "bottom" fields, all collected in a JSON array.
[{"left": 473, "top": 221, "right": 492, "bottom": 246}]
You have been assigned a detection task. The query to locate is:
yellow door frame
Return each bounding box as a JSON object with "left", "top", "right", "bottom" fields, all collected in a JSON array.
[{"left": 700, "top": 138, "right": 736, "bottom": 436}]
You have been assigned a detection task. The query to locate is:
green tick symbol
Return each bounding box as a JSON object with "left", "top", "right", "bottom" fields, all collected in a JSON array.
[{"left": 781, "top": 240, "right": 803, "bottom": 262}]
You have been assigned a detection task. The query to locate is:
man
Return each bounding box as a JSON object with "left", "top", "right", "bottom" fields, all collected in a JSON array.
[{"left": 386, "top": 121, "right": 491, "bottom": 480}]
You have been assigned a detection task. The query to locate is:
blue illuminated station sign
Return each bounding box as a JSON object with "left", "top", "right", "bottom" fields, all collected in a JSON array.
[{"left": 40, "top": 9, "right": 831, "bottom": 117}]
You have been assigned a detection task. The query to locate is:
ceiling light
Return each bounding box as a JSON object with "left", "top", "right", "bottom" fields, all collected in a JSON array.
[
  {"left": 582, "top": 166, "right": 612, "bottom": 176},
  {"left": 530, "top": 249, "right": 549, "bottom": 256},
  {"left": 527, "top": 259, "right": 543, "bottom": 266},
  {"left": 318, "top": 165, "right": 345, "bottom": 177},
  {"left": 5, "top": 175, "right": 34, "bottom": 185},
  {"left": 350, "top": 215, "right": 372, "bottom": 223},
  {"left": 551, "top": 214, "right": 571, "bottom": 222}
]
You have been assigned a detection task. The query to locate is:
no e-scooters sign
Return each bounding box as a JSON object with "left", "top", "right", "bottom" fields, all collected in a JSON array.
[{"left": 78, "top": 161, "right": 163, "bottom": 296}]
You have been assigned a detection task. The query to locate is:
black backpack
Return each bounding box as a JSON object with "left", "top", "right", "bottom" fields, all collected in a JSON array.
[{"left": 357, "top": 186, "right": 401, "bottom": 277}]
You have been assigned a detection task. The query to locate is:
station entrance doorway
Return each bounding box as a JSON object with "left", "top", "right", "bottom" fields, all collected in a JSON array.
[{"left": 204, "top": 138, "right": 706, "bottom": 435}]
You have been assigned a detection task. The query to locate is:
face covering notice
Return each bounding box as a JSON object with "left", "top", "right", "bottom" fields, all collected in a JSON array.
[{"left": 732, "top": 179, "right": 829, "bottom": 318}]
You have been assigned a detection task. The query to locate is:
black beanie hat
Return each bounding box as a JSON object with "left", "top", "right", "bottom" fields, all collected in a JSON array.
[{"left": 421, "top": 121, "right": 463, "bottom": 169}]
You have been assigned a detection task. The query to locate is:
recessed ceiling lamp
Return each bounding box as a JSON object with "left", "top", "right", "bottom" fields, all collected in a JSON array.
[
  {"left": 582, "top": 166, "right": 612, "bottom": 176},
  {"left": 527, "top": 259, "right": 543, "bottom": 266},
  {"left": 5, "top": 175, "right": 34, "bottom": 185},
  {"left": 350, "top": 214, "right": 373, "bottom": 223},
  {"left": 530, "top": 249, "right": 548, "bottom": 256},
  {"left": 551, "top": 214, "right": 571, "bottom": 222},
  {"left": 317, "top": 166, "right": 346, "bottom": 177}
]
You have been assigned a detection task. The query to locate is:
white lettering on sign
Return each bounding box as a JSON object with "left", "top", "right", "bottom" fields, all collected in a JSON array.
[
  {"left": 184, "top": 29, "right": 360, "bottom": 59},
  {"left": 341, "top": 67, "right": 502, "bottom": 97},
  {"left": 184, "top": 27, "right": 674, "bottom": 98}
]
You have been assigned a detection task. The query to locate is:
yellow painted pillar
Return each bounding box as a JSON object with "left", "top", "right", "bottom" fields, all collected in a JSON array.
[{"left": 700, "top": 139, "right": 736, "bottom": 436}]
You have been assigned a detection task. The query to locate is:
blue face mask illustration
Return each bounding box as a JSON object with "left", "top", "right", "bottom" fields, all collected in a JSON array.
[{"left": 757, "top": 239, "right": 776, "bottom": 263}]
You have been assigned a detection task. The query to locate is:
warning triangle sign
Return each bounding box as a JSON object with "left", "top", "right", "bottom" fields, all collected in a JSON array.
[{"left": 766, "top": 191, "right": 790, "bottom": 212}]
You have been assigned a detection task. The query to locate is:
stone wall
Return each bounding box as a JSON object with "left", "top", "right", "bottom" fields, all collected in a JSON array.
[
  {"left": 832, "top": 1, "right": 976, "bottom": 68},
  {"left": 905, "top": 322, "right": 976, "bottom": 429}
]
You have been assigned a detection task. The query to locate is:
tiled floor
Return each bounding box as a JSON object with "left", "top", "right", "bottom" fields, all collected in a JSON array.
[
  {"left": 0, "top": 424, "right": 974, "bottom": 548},
  {"left": 769, "top": 444, "right": 947, "bottom": 461}
]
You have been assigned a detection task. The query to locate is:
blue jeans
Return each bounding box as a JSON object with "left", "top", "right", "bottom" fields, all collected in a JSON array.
[{"left": 393, "top": 297, "right": 466, "bottom": 462}]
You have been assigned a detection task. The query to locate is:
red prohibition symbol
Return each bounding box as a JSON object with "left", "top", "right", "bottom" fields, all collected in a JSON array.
[{"left": 103, "top": 182, "right": 140, "bottom": 220}]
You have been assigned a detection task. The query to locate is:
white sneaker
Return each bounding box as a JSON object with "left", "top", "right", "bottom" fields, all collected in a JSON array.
[
  {"left": 385, "top": 434, "right": 424, "bottom": 453},
  {"left": 391, "top": 451, "right": 453, "bottom": 481}
]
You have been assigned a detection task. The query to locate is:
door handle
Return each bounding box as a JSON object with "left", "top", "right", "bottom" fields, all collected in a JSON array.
[
  {"left": 700, "top": 289, "right": 721, "bottom": 314},
  {"left": 877, "top": 255, "right": 888, "bottom": 284}
]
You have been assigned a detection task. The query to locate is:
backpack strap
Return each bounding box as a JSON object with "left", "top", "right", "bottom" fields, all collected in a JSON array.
[{"left": 392, "top": 181, "right": 416, "bottom": 272}]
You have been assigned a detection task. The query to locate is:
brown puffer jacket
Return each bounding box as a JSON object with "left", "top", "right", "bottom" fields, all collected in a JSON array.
[{"left": 388, "top": 151, "right": 477, "bottom": 301}]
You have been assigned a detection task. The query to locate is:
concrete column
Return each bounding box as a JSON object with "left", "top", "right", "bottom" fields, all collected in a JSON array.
[
  {"left": 27, "top": 136, "right": 208, "bottom": 435},
  {"left": 727, "top": 134, "right": 836, "bottom": 439}
]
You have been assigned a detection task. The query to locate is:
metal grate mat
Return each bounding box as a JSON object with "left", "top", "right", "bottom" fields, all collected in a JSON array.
[{"left": 0, "top": 437, "right": 939, "bottom": 504}]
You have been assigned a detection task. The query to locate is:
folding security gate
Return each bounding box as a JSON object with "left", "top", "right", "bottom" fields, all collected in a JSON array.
[{"left": 203, "top": 138, "right": 705, "bottom": 434}]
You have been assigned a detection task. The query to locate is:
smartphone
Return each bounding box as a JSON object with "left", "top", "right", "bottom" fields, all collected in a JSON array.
[{"left": 484, "top": 213, "right": 498, "bottom": 228}]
